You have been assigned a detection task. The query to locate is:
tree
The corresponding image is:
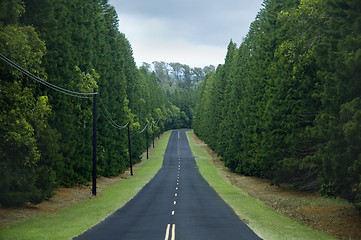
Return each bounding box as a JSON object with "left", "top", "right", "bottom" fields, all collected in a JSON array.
[
  {"left": 193, "top": 0, "right": 361, "bottom": 208},
  {"left": 0, "top": 0, "right": 54, "bottom": 206}
]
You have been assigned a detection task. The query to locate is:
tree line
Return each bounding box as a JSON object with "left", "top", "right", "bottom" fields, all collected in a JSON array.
[
  {"left": 0, "top": 0, "right": 186, "bottom": 207},
  {"left": 193, "top": 0, "right": 361, "bottom": 208},
  {"left": 145, "top": 61, "right": 215, "bottom": 128}
]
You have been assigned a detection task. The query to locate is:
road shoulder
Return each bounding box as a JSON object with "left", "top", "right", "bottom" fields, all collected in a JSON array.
[
  {"left": 0, "top": 131, "right": 172, "bottom": 240},
  {"left": 186, "top": 131, "right": 340, "bottom": 240}
]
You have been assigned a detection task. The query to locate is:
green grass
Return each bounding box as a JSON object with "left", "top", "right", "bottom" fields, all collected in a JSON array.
[
  {"left": 0, "top": 131, "right": 172, "bottom": 240},
  {"left": 186, "top": 131, "right": 336, "bottom": 240}
]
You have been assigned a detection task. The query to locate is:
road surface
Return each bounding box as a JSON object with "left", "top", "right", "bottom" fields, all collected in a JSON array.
[{"left": 74, "top": 129, "right": 262, "bottom": 240}]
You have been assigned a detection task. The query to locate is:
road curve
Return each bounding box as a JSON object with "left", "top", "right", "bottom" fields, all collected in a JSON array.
[{"left": 74, "top": 129, "right": 262, "bottom": 240}]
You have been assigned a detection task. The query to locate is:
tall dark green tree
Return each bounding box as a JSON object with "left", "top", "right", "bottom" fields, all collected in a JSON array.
[
  {"left": 193, "top": 0, "right": 361, "bottom": 207},
  {"left": 310, "top": 0, "right": 361, "bottom": 202},
  {"left": 0, "top": 0, "right": 58, "bottom": 206}
]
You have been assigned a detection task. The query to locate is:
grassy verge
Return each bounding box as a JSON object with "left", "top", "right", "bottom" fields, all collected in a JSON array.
[
  {"left": 186, "top": 131, "right": 336, "bottom": 240},
  {"left": 0, "top": 131, "right": 172, "bottom": 240}
]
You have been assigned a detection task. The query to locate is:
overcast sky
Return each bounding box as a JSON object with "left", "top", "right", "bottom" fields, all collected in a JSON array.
[{"left": 108, "top": 0, "right": 264, "bottom": 68}]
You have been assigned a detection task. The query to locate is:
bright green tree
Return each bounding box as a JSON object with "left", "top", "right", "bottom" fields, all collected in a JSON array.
[{"left": 0, "top": 0, "right": 56, "bottom": 206}]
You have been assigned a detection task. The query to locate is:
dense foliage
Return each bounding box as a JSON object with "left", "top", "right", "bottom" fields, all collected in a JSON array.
[
  {"left": 145, "top": 61, "right": 215, "bottom": 128},
  {"left": 0, "top": 0, "right": 184, "bottom": 207},
  {"left": 2, "top": 0, "right": 361, "bottom": 209},
  {"left": 193, "top": 0, "right": 361, "bottom": 207}
]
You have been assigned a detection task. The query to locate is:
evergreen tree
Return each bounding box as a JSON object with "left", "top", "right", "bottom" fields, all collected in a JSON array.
[
  {"left": 0, "top": 0, "right": 55, "bottom": 206},
  {"left": 193, "top": 0, "right": 361, "bottom": 207}
]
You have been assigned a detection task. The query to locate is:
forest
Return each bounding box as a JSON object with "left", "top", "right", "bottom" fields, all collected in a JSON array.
[
  {"left": 193, "top": 0, "right": 361, "bottom": 208},
  {"left": 0, "top": 0, "right": 190, "bottom": 207},
  {"left": 1, "top": 0, "right": 361, "bottom": 210},
  {"left": 144, "top": 61, "right": 215, "bottom": 128}
]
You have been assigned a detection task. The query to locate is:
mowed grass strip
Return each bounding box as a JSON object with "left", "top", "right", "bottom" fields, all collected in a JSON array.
[
  {"left": 186, "top": 131, "right": 336, "bottom": 240},
  {"left": 0, "top": 131, "right": 172, "bottom": 240}
]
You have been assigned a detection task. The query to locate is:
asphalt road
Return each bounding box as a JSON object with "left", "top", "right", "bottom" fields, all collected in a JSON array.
[{"left": 74, "top": 129, "right": 262, "bottom": 240}]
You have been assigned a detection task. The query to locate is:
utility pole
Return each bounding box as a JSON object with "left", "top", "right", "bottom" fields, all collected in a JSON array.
[
  {"left": 127, "top": 124, "right": 133, "bottom": 176},
  {"left": 146, "top": 126, "right": 149, "bottom": 159},
  {"left": 92, "top": 88, "right": 97, "bottom": 196},
  {"left": 152, "top": 121, "right": 155, "bottom": 148}
]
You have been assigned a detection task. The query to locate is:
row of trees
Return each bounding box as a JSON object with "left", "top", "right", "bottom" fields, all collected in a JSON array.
[
  {"left": 0, "top": 0, "right": 186, "bottom": 207},
  {"left": 193, "top": 0, "right": 361, "bottom": 207},
  {"left": 146, "top": 61, "right": 215, "bottom": 127},
  {"left": 148, "top": 61, "right": 215, "bottom": 90}
]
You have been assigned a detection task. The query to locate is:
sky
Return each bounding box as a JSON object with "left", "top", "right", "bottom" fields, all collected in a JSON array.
[{"left": 108, "top": 0, "right": 264, "bottom": 68}]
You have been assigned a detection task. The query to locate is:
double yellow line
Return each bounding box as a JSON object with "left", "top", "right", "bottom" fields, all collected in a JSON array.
[{"left": 164, "top": 224, "right": 176, "bottom": 240}]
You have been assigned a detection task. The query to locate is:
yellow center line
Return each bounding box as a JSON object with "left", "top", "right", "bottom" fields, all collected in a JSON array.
[
  {"left": 164, "top": 224, "right": 176, "bottom": 240},
  {"left": 171, "top": 224, "right": 176, "bottom": 240},
  {"left": 164, "top": 224, "right": 170, "bottom": 240}
]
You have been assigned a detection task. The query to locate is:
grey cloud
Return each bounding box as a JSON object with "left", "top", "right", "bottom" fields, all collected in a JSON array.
[{"left": 109, "top": 0, "right": 263, "bottom": 46}]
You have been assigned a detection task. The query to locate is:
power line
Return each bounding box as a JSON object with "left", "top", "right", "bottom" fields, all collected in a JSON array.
[
  {"left": 138, "top": 123, "right": 148, "bottom": 134},
  {"left": 138, "top": 118, "right": 161, "bottom": 134},
  {"left": 1, "top": 54, "right": 163, "bottom": 133},
  {"left": 1, "top": 54, "right": 167, "bottom": 193},
  {"left": 149, "top": 118, "right": 161, "bottom": 128},
  {"left": 155, "top": 118, "right": 160, "bottom": 125},
  {"left": 0, "top": 53, "right": 96, "bottom": 98},
  {"left": 0, "top": 54, "right": 134, "bottom": 129},
  {"left": 98, "top": 106, "right": 129, "bottom": 130},
  {"left": 98, "top": 96, "right": 129, "bottom": 130}
]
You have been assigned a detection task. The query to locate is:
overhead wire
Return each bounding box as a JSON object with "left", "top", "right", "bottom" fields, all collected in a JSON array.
[
  {"left": 0, "top": 53, "right": 95, "bottom": 98},
  {"left": 1, "top": 53, "right": 129, "bottom": 128},
  {"left": 151, "top": 118, "right": 161, "bottom": 128},
  {"left": 1, "top": 54, "right": 158, "bottom": 132},
  {"left": 138, "top": 118, "right": 161, "bottom": 133},
  {"left": 98, "top": 96, "right": 129, "bottom": 130},
  {"left": 138, "top": 123, "right": 148, "bottom": 134},
  {"left": 98, "top": 106, "right": 129, "bottom": 130},
  {"left": 155, "top": 118, "right": 160, "bottom": 125}
]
